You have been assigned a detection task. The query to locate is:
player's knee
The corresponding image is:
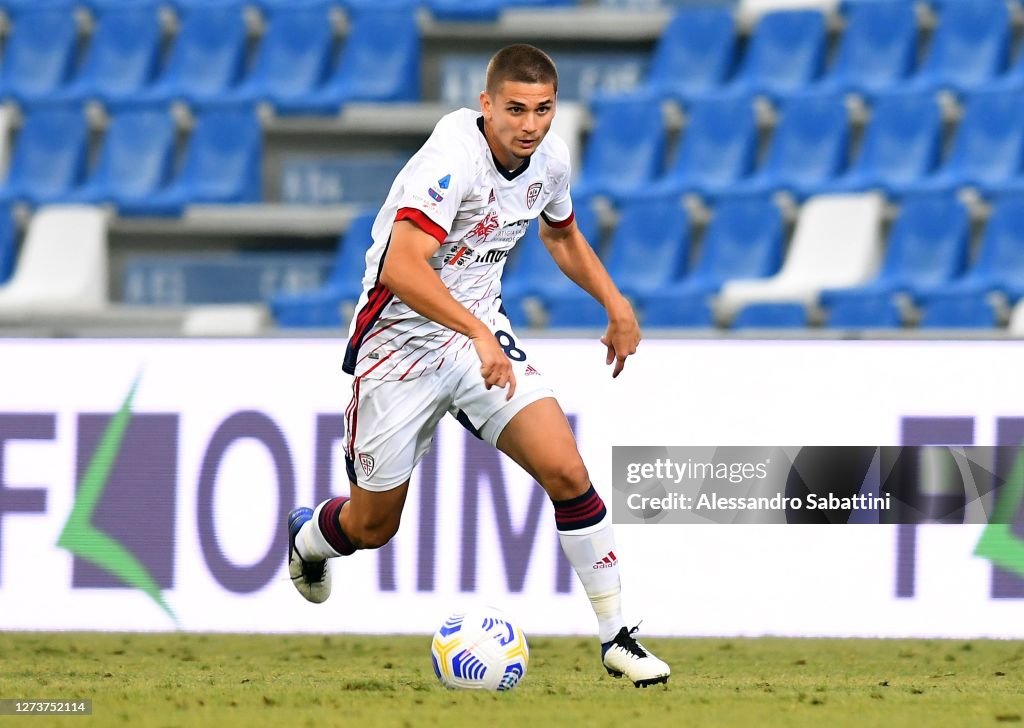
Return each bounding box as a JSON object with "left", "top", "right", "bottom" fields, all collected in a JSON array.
[{"left": 540, "top": 458, "right": 590, "bottom": 501}]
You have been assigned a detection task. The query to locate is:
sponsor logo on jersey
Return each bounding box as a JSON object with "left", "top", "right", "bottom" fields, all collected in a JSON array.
[
  {"left": 428, "top": 187, "right": 444, "bottom": 203},
  {"left": 526, "top": 182, "right": 542, "bottom": 209},
  {"left": 488, "top": 188, "right": 496, "bottom": 204},
  {"left": 592, "top": 550, "right": 617, "bottom": 569},
  {"left": 438, "top": 174, "right": 451, "bottom": 190},
  {"left": 524, "top": 364, "right": 540, "bottom": 376},
  {"left": 359, "top": 452, "right": 375, "bottom": 477}
]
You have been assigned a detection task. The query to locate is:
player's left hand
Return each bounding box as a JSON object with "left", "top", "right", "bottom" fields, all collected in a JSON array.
[{"left": 601, "top": 297, "right": 640, "bottom": 378}]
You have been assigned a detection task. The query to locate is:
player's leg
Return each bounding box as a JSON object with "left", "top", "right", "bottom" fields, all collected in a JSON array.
[
  {"left": 451, "top": 325, "right": 669, "bottom": 687},
  {"left": 288, "top": 372, "right": 447, "bottom": 603},
  {"left": 494, "top": 398, "right": 670, "bottom": 687}
]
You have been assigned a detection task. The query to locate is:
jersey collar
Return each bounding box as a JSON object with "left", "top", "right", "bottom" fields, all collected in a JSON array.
[{"left": 477, "top": 115, "right": 532, "bottom": 181}]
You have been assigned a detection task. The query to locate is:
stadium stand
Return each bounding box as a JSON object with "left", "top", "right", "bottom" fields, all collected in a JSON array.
[
  {"left": 717, "top": 192, "right": 884, "bottom": 320},
  {"left": 919, "top": 293, "right": 1000, "bottom": 329},
  {"left": 0, "top": 0, "right": 1022, "bottom": 335},
  {"left": 732, "top": 301, "right": 809, "bottom": 329}
]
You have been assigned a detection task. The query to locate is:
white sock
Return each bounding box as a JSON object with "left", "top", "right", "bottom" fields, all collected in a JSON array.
[
  {"left": 296, "top": 501, "right": 342, "bottom": 561},
  {"left": 558, "top": 512, "right": 626, "bottom": 643}
]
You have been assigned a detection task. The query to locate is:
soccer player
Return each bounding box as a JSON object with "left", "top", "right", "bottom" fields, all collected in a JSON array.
[{"left": 287, "top": 44, "right": 670, "bottom": 688}]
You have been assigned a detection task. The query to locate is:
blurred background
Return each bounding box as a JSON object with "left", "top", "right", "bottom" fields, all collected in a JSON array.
[{"left": 1, "top": 0, "right": 1023, "bottom": 337}]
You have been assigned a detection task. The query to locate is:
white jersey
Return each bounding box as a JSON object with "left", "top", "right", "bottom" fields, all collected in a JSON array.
[{"left": 343, "top": 108, "right": 575, "bottom": 381}]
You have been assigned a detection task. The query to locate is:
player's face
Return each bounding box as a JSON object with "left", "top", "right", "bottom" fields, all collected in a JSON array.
[{"left": 480, "top": 81, "right": 556, "bottom": 171}]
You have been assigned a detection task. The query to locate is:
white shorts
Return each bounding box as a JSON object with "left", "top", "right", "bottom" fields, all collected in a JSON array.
[{"left": 343, "top": 323, "right": 553, "bottom": 491}]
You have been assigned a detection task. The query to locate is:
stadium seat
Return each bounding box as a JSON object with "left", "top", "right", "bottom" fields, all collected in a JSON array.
[
  {"left": 134, "top": 2, "right": 248, "bottom": 105},
  {"left": 732, "top": 301, "right": 808, "bottom": 329},
  {"left": 118, "top": 106, "right": 262, "bottom": 216},
  {"left": 906, "top": 0, "right": 1011, "bottom": 93},
  {"left": 820, "top": 192, "right": 970, "bottom": 306},
  {"left": 543, "top": 192, "right": 688, "bottom": 327},
  {"left": 919, "top": 294, "right": 998, "bottom": 329},
  {"left": 825, "top": 293, "right": 903, "bottom": 328},
  {"left": 0, "top": 205, "right": 109, "bottom": 313},
  {"left": 0, "top": 203, "right": 16, "bottom": 285},
  {"left": 270, "top": 210, "right": 376, "bottom": 328},
  {"left": 822, "top": 90, "right": 942, "bottom": 195},
  {"left": 273, "top": 9, "right": 421, "bottom": 115},
  {"left": 652, "top": 94, "right": 758, "bottom": 198},
  {"left": 574, "top": 93, "right": 667, "bottom": 199},
  {"left": 222, "top": 1, "right": 334, "bottom": 107},
  {"left": 47, "top": 4, "right": 163, "bottom": 104},
  {"left": 66, "top": 106, "right": 176, "bottom": 211},
  {"left": 898, "top": 87, "right": 1024, "bottom": 195},
  {"left": 915, "top": 191, "right": 1024, "bottom": 304},
  {"left": 816, "top": 0, "right": 918, "bottom": 96},
  {"left": 426, "top": 0, "right": 504, "bottom": 21},
  {"left": 0, "top": 105, "right": 89, "bottom": 205},
  {"left": 725, "top": 92, "right": 849, "bottom": 199},
  {"left": 644, "top": 7, "right": 737, "bottom": 102},
  {"left": 640, "top": 195, "right": 783, "bottom": 327},
  {"left": 723, "top": 10, "right": 827, "bottom": 98},
  {"left": 0, "top": 8, "right": 79, "bottom": 102},
  {"left": 717, "top": 192, "right": 884, "bottom": 319},
  {"left": 499, "top": 199, "right": 600, "bottom": 322}
]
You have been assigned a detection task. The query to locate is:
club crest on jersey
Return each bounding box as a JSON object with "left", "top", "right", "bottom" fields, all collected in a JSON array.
[
  {"left": 526, "top": 182, "right": 542, "bottom": 209},
  {"left": 443, "top": 243, "right": 472, "bottom": 267},
  {"left": 358, "top": 452, "right": 375, "bottom": 477},
  {"left": 428, "top": 187, "right": 444, "bottom": 203}
]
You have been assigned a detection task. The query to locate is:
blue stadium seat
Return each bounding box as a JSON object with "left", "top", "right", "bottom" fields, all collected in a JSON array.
[
  {"left": 915, "top": 191, "right": 1024, "bottom": 303},
  {"left": 899, "top": 87, "right": 1024, "bottom": 195},
  {"left": 135, "top": 2, "right": 248, "bottom": 105},
  {"left": 271, "top": 210, "right": 376, "bottom": 327},
  {"left": 817, "top": 0, "right": 918, "bottom": 95},
  {"left": 907, "top": 0, "right": 1011, "bottom": 93},
  {"left": 822, "top": 90, "right": 942, "bottom": 195},
  {"left": 222, "top": 1, "right": 334, "bottom": 107},
  {"left": 644, "top": 7, "right": 737, "bottom": 102},
  {"left": 66, "top": 105, "right": 176, "bottom": 210},
  {"left": 499, "top": 199, "right": 600, "bottom": 323},
  {"left": 0, "top": 203, "right": 16, "bottom": 285},
  {"left": 0, "top": 8, "right": 79, "bottom": 102},
  {"left": 640, "top": 195, "right": 783, "bottom": 327},
  {"left": 820, "top": 192, "right": 970, "bottom": 306},
  {"left": 273, "top": 9, "right": 420, "bottom": 115},
  {"left": 48, "top": 4, "right": 163, "bottom": 104},
  {"left": 653, "top": 94, "right": 758, "bottom": 198},
  {"left": 724, "top": 10, "right": 827, "bottom": 98},
  {"left": 118, "top": 106, "right": 261, "bottom": 216},
  {"left": 575, "top": 93, "right": 667, "bottom": 199},
  {"left": 918, "top": 294, "right": 998, "bottom": 329},
  {"left": 825, "top": 293, "right": 903, "bottom": 328},
  {"left": 725, "top": 92, "right": 849, "bottom": 198},
  {"left": 0, "top": 104, "right": 88, "bottom": 205},
  {"left": 426, "top": 0, "right": 503, "bottom": 20},
  {"left": 732, "top": 301, "right": 808, "bottom": 329},
  {"left": 543, "top": 192, "right": 688, "bottom": 327}
]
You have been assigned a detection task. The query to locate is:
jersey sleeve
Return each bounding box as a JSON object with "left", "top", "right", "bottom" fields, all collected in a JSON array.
[
  {"left": 541, "top": 158, "right": 574, "bottom": 229},
  {"left": 395, "top": 140, "right": 470, "bottom": 245}
]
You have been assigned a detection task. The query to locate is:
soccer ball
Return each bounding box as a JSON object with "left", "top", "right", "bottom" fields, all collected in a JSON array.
[{"left": 430, "top": 607, "right": 529, "bottom": 691}]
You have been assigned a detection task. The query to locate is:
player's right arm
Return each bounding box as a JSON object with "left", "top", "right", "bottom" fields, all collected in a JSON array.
[{"left": 379, "top": 220, "right": 516, "bottom": 400}]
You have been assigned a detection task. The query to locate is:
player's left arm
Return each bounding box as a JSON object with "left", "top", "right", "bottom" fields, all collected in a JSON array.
[{"left": 539, "top": 217, "right": 640, "bottom": 378}]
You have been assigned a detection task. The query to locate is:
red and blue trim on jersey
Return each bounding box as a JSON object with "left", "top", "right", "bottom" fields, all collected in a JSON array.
[
  {"left": 542, "top": 210, "right": 575, "bottom": 229},
  {"left": 342, "top": 208, "right": 450, "bottom": 375}
]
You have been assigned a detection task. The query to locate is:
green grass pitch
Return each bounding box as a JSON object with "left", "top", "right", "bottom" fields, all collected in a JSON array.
[{"left": 1, "top": 632, "right": 1021, "bottom": 727}]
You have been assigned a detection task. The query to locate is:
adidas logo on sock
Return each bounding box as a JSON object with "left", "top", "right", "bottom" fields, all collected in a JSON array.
[{"left": 592, "top": 550, "right": 617, "bottom": 569}]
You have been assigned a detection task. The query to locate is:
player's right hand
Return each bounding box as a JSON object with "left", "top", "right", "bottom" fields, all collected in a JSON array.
[{"left": 470, "top": 329, "right": 517, "bottom": 401}]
